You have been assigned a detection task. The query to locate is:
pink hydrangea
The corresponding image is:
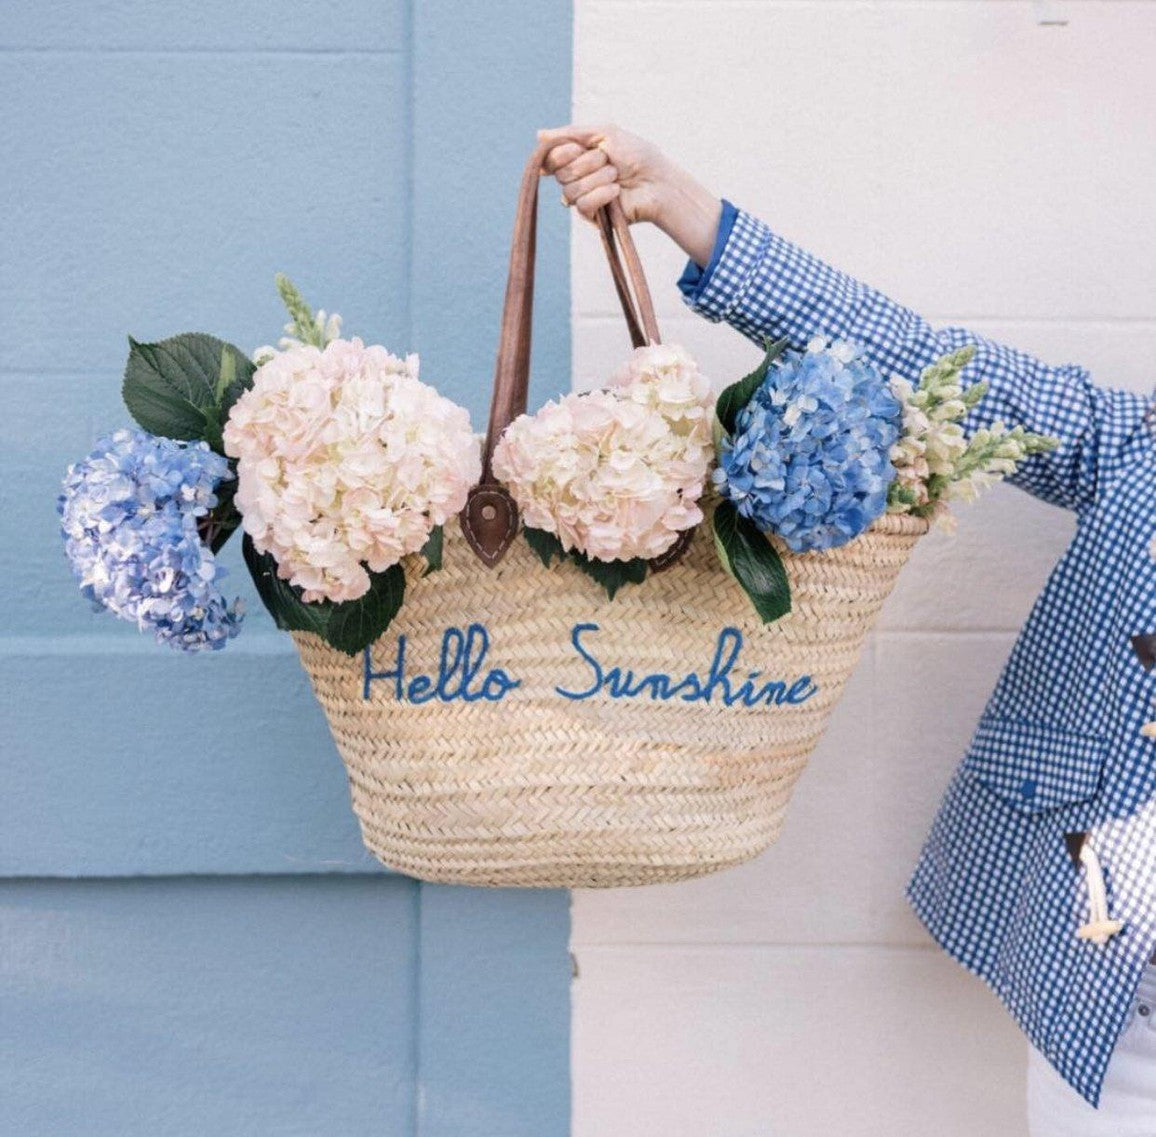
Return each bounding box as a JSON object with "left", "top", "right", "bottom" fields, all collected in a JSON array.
[
  {"left": 224, "top": 338, "right": 480, "bottom": 603},
  {"left": 492, "top": 344, "right": 713, "bottom": 562}
]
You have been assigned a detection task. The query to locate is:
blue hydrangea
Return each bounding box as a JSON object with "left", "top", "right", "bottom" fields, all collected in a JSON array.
[
  {"left": 58, "top": 428, "right": 243, "bottom": 652},
  {"left": 714, "top": 340, "right": 903, "bottom": 552}
]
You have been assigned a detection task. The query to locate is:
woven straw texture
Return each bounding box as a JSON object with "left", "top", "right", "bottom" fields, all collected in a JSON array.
[
  {"left": 292, "top": 508, "right": 926, "bottom": 888},
  {"left": 293, "top": 510, "right": 924, "bottom": 892}
]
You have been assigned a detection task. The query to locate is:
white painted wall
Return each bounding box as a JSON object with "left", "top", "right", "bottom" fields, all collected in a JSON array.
[{"left": 568, "top": 3, "right": 1156, "bottom": 1135}]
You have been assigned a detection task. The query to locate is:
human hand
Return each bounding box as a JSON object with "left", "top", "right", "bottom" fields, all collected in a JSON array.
[
  {"left": 538, "top": 124, "right": 672, "bottom": 224},
  {"left": 537, "top": 124, "right": 722, "bottom": 267}
]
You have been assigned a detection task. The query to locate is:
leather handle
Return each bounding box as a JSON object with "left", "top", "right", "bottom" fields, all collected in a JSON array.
[
  {"left": 596, "top": 200, "right": 660, "bottom": 350},
  {"left": 480, "top": 137, "right": 659, "bottom": 479},
  {"left": 597, "top": 210, "right": 644, "bottom": 349},
  {"left": 461, "top": 137, "right": 662, "bottom": 566}
]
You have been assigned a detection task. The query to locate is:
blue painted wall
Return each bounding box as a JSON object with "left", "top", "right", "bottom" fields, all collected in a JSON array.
[{"left": 0, "top": 2, "right": 572, "bottom": 1132}]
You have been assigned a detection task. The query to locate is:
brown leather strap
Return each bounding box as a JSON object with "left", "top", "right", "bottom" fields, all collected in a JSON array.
[
  {"left": 480, "top": 138, "right": 659, "bottom": 478},
  {"left": 461, "top": 136, "right": 663, "bottom": 566},
  {"left": 600, "top": 199, "right": 660, "bottom": 347},
  {"left": 597, "top": 210, "right": 644, "bottom": 349}
]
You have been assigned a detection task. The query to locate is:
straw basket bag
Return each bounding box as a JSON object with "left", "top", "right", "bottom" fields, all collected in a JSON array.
[{"left": 293, "top": 140, "right": 927, "bottom": 888}]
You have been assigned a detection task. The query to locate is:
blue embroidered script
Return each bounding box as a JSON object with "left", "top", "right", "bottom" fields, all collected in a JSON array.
[
  {"left": 555, "top": 623, "right": 818, "bottom": 707},
  {"left": 363, "top": 622, "right": 819, "bottom": 708},
  {"left": 363, "top": 623, "right": 521, "bottom": 703}
]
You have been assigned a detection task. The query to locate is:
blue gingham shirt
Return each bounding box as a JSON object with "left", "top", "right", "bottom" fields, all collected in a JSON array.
[{"left": 681, "top": 204, "right": 1156, "bottom": 1106}]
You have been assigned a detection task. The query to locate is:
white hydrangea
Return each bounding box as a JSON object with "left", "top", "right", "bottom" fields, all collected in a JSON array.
[
  {"left": 224, "top": 338, "right": 480, "bottom": 602},
  {"left": 492, "top": 344, "right": 714, "bottom": 562}
]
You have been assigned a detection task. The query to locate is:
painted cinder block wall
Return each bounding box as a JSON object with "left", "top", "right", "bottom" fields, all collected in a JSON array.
[
  {"left": 7, "top": 3, "right": 1154, "bottom": 1134},
  {"left": 0, "top": 2, "right": 572, "bottom": 1134},
  {"left": 569, "top": 2, "right": 1156, "bottom": 1135}
]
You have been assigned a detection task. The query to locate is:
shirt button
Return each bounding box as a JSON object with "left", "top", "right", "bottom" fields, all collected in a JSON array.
[{"left": 1138, "top": 1004, "right": 1151, "bottom": 1018}]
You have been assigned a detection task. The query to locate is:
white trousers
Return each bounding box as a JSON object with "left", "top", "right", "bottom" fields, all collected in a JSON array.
[{"left": 1027, "top": 965, "right": 1156, "bottom": 1136}]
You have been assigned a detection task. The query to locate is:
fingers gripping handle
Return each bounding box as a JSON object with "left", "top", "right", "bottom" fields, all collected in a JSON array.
[{"left": 460, "top": 137, "right": 662, "bottom": 567}]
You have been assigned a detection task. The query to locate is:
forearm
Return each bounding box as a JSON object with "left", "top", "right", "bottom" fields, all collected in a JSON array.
[
  {"left": 681, "top": 208, "right": 946, "bottom": 375},
  {"left": 677, "top": 206, "right": 1153, "bottom": 511},
  {"left": 541, "top": 124, "right": 1153, "bottom": 510},
  {"left": 651, "top": 164, "right": 723, "bottom": 269}
]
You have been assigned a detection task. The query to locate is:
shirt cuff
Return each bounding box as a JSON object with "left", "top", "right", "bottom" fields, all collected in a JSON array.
[
  {"left": 677, "top": 203, "right": 774, "bottom": 325},
  {"left": 677, "top": 199, "right": 739, "bottom": 306}
]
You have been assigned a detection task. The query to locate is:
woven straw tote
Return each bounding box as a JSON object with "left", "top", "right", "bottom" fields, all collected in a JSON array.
[{"left": 293, "top": 139, "right": 927, "bottom": 888}]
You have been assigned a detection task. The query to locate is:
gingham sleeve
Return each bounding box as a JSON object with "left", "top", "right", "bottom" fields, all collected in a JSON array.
[{"left": 681, "top": 207, "right": 1154, "bottom": 513}]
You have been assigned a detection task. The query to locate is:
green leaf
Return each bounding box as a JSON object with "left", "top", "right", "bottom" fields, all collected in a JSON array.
[
  {"left": 325, "top": 564, "right": 406, "bottom": 656},
  {"left": 420, "top": 525, "right": 444, "bottom": 576},
  {"left": 570, "top": 553, "right": 648, "bottom": 600},
  {"left": 523, "top": 526, "right": 565, "bottom": 568},
  {"left": 522, "top": 527, "right": 646, "bottom": 598},
  {"left": 712, "top": 500, "right": 791, "bottom": 623},
  {"left": 201, "top": 474, "right": 242, "bottom": 554},
  {"left": 242, "top": 535, "right": 333, "bottom": 638},
  {"left": 242, "top": 538, "right": 407, "bottom": 654},
  {"left": 712, "top": 512, "right": 737, "bottom": 581},
  {"left": 215, "top": 346, "right": 236, "bottom": 404},
  {"left": 123, "top": 333, "right": 254, "bottom": 452},
  {"left": 715, "top": 336, "right": 790, "bottom": 437},
  {"left": 215, "top": 344, "right": 256, "bottom": 422}
]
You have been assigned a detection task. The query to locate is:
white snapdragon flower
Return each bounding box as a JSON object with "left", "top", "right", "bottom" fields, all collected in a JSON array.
[{"left": 887, "top": 347, "right": 1056, "bottom": 527}]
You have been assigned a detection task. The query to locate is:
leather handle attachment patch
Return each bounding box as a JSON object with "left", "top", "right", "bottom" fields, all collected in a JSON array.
[
  {"left": 647, "top": 526, "right": 696, "bottom": 573},
  {"left": 460, "top": 484, "right": 519, "bottom": 568}
]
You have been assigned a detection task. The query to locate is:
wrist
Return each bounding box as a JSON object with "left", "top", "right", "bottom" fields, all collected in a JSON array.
[{"left": 651, "top": 163, "right": 722, "bottom": 269}]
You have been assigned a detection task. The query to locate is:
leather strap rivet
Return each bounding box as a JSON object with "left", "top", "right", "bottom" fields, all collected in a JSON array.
[{"left": 481, "top": 504, "right": 497, "bottom": 521}]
